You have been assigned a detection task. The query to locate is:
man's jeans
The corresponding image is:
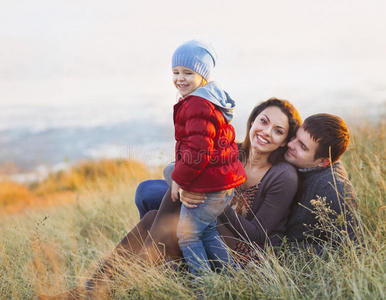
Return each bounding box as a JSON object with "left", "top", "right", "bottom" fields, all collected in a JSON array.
[
  {"left": 177, "top": 189, "right": 236, "bottom": 275},
  {"left": 135, "top": 179, "right": 168, "bottom": 219}
]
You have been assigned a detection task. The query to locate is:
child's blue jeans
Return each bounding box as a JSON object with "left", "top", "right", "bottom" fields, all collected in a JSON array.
[{"left": 177, "top": 188, "right": 236, "bottom": 276}]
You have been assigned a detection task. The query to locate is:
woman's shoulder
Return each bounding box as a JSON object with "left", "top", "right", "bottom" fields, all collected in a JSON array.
[
  {"left": 259, "top": 162, "right": 298, "bottom": 193},
  {"left": 271, "top": 161, "right": 298, "bottom": 174},
  {"left": 264, "top": 162, "right": 299, "bottom": 185}
]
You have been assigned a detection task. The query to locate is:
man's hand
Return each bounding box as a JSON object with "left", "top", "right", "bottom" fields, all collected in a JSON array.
[
  {"left": 171, "top": 181, "right": 181, "bottom": 202},
  {"left": 180, "top": 190, "right": 206, "bottom": 208}
]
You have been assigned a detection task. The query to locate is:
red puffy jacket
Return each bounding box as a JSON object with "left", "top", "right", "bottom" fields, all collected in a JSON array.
[{"left": 171, "top": 96, "right": 246, "bottom": 193}]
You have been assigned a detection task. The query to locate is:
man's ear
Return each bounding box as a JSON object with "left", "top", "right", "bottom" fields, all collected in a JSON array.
[{"left": 316, "top": 157, "right": 330, "bottom": 167}]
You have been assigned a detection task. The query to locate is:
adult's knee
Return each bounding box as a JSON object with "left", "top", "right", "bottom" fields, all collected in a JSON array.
[
  {"left": 135, "top": 180, "right": 152, "bottom": 207},
  {"left": 135, "top": 179, "right": 168, "bottom": 219}
]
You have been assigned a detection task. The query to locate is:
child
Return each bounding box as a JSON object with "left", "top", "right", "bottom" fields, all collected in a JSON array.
[{"left": 170, "top": 40, "right": 246, "bottom": 276}]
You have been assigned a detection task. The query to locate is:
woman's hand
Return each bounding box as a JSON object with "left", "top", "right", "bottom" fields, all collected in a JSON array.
[
  {"left": 180, "top": 190, "right": 206, "bottom": 208},
  {"left": 171, "top": 181, "right": 181, "bottom": 202}
]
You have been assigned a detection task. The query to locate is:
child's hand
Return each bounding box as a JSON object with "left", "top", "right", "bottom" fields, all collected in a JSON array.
[
  {"left": 180, "top": 190, "right": 206, "bottom": 208},
  {"left": 171, "top": 181, "right": 181, "bottom": 202}
]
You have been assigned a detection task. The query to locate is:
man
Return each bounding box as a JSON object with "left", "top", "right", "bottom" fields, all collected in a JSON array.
[
  {"left": 283, "top": 113, "right": 358, "bottom": 251},
  {"left": 134, "top": 113, "right": 358, "bottom": 250}
]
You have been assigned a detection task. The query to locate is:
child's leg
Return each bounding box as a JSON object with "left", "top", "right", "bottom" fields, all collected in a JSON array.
[
  {"left": 177, "top": 204, "right": 211, "bottom": 275},
  {"left": 177, "top": 189, "right": 235, "bottom": 275},
  {"left": 202, "top": 220, "right": 237, "bottom": 271},
  {"left": 201, "top": 190, "right": 237, "bottom": 271}
]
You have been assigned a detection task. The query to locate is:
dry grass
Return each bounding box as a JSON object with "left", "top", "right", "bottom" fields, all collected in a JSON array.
[
  {"left": 0, "top": 121, "right": 385, "bottom": 299},
  {"left": 0, "top": 159, "right": 161, "bottom": 214}
]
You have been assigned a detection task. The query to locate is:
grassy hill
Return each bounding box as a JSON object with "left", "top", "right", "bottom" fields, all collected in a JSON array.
[{"left": 0, "top": 121, "right": 384, "bottom": 299}]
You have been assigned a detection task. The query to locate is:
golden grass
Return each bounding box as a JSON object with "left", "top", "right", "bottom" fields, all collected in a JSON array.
[
  {"left": 0, "top": 159, "right": 159, "bottom": 298},
  {"left": 0, "top": 159, "right": 162, "bottom": 214},
  {"left": 0, "top": 121, "right": 385, "bottom": 299},
  {"left": 0, "top": 180, "right": 34, "bottom": 208}
]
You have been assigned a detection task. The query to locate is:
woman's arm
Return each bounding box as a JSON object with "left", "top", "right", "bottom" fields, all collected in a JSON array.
[
  {"left": 179, "top": 189, "right": 206, "bottom": 208},
  {"left": 163, "top": 162, "right": 183, "bottom": 202},
  {"left": 220, "top": 166, "right": 299, "bottom": 245}
]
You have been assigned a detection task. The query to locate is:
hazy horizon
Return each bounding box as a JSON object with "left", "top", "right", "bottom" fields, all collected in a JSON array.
[{"left": 1, "top": 0, "right": 385, "bottom": 174}]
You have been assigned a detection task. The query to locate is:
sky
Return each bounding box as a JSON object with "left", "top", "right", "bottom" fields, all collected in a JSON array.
[{"left": 0, "top": 0, "right": 385, "bottom": 124}]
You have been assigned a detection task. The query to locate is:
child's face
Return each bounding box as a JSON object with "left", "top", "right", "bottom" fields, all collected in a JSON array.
[{"left": 172, "top": 66, "right": 204, "bottom": 97}]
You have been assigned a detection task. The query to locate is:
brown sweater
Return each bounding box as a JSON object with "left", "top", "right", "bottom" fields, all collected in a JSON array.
[{"left": 219, "top": 161, "right": 299, "bottom": 247}]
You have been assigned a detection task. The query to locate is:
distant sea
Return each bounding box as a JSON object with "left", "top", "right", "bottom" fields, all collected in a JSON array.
[
  {"left": 0, "top": 103, "right": 176, "bottom": 182},
  {"left": 0, "top": 92, "right": 384, "bottom": 182}
]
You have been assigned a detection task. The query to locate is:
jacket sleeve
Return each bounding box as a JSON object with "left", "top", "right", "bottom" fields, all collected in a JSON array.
[
  {"left": 219, "top": 166, "right": 298, "bottom": 245},
  {"left": 172, "top": 99, "right": 217, "bottom": 188}
]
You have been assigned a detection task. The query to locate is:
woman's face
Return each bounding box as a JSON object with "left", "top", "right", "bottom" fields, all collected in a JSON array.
[{"left": 249, "top": 106, "right": 289, "bottom": 154}]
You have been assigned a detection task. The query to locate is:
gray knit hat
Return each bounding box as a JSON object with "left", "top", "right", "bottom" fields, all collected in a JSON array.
[{"left": 172, "top": 40, "right": 217, "bottom": 81}]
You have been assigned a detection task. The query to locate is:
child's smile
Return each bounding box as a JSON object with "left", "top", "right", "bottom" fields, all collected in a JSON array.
[{"left": 173, "top": 66, "right": 204, "bottom": 97}]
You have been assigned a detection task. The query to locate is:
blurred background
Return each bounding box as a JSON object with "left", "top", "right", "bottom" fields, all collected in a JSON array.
[{"left": 0, "top": 0, "right": 385, "bottom": 180}]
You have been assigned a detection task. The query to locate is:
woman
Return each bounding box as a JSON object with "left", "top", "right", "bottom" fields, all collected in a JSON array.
[{"left": 40, "top": 98, "right": 301, "bottom": 299}]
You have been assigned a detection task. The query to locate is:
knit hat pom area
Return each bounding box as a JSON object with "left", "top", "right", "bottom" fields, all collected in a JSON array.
[{"left": 172, "top": 39, "right": 217, "bottom": 81}]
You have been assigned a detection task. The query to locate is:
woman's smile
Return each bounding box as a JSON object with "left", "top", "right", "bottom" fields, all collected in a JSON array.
[
  {"left": 249, "top": 106, "right": 289, "bottom": 154},
  {"left": 256, "top": 134, "right": 270, "bottom": 145}
]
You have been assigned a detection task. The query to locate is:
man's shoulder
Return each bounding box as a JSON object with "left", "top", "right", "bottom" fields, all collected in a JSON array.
[
  {"left": 323, "top": 162, "right": 353, "bottom": 187},
  {"left": 304, "top": 162, "right": 356, "bottom": 204},
  {"left": 306, "top": 161, "right": 349, "bottom": 183}
]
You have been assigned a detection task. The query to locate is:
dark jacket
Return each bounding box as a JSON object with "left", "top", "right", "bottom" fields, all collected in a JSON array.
[{"left": 285, "top": 161, "right": 358, "bottom": 249}]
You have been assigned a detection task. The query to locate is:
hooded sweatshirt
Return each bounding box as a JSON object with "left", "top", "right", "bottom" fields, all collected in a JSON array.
[{"left": 171, "top": 81, "right": 246, "bottom": 193}]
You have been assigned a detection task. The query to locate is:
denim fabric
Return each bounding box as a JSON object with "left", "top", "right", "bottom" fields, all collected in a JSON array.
[
  {"left": 177, "top": 189, "right": 236, "bottom": 275},
  {"left": 135, "top": 179, "right": 169, "bottom": 219}
]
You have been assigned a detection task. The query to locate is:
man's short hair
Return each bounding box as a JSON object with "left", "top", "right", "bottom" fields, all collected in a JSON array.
[{"left": 303, "top": 113, "right": 350, "bottom": 163}]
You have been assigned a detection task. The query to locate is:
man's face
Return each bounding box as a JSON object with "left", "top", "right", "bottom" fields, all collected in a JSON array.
[{"left": 284, "top": 126, "right": 328, "bottom": 169}]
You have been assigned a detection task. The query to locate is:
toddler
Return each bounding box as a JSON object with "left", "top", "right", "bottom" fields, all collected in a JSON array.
[{"left": 170, "top": 40, "right": 246, "bottom": 275}]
